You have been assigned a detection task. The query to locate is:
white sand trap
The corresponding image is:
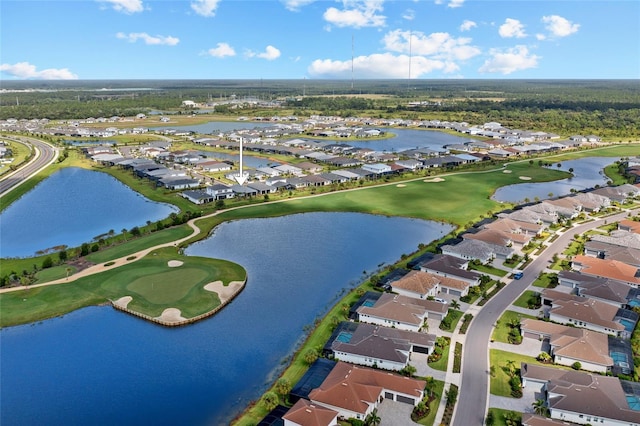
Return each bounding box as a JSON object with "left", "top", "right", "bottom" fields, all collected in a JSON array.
[
  {"left": 423, "top": 177, "right": 445, "bottom": 183},
  {"left": 113, "top": 296, "right": 132, "bottom": 308},
  {"left": 157, "top": 308, "right": 186, "bottom": 323},
  {"left": 503, "top": 170, "right": 512, "bottom": 173},
  {"left": 396, "top": 184, "right": 406, "bottom": 188},
  {"left": 204, "top": 280, "right": 244, "bottom": 303},
  {"left": 519, "top": 176, "right": 532, "bottom": 180},
  {"left": 168, "top": 260, "right": 183, "bottom": 267}
]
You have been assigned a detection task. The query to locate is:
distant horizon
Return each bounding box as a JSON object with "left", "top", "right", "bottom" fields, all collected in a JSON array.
[{"left": 1, "top": 1, "right": 638, "bottom": 80}]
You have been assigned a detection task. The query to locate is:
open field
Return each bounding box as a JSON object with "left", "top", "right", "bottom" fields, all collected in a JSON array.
[{"left": 0, "top": 247, "right": 246, "bottom": 327}]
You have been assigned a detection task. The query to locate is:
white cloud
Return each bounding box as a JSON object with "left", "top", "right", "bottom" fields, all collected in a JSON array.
[
  {"left": 402, "top": 9, "right": 415, "bottom": 21},
  {"left": 101, "top": 0, "right": 144, "bottom": 14},
  {"left": 323, "top": 0, "right": 386, "bottom": 29},
  {"left": 281, "top": 0, "right": 316, "bottom": 11},
  {"left": 499, "top": 18, "right": 526, "bottom": 38},
  {"left": 542, "top": 15, "right": 579, "bottom": 38},
  {"left": 479, "top": 45, "right": 539, "bottom": 74},
  {"left": 246, "top": 45, "right": 281, "bottom": 60},
  {"left": 0, "top": 62, "right": 78, "bottom": 80},
  {"left": 205, "top": 42, "right": 236, "bottom": 58},
  {"left": 459, "top": 20, "right": 477, "bottom": 32},
  {"left": 382, "top": 29, "right": 481, "bottom": 61},
  {"left": 308, "top": 52, "right": 455, "bottom": 79},
  {"left": 116, "top": 32, "right": 179, "bottom": 46},
  {"left": 448, "top": 0, "right": 464, "bottom": 8},
  {"left": 191, "top": 0, "right": 221, "bottom": 17},
  {"left": 536, "top": 33, "right": 546, "bottom": 41}
]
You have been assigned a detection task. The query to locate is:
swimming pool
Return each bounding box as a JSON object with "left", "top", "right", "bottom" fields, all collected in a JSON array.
[{"left": 336, "top": 331, "right": 353, "bottom": 343}]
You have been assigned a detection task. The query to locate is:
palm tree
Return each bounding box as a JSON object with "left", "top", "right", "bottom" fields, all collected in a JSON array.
[
  {"left": 365, "top": 408, "right": 381, "bottom": 426},
  {"left": 532, "top": 398, "right": 548, "bottom": 416},
  {"left": 505, "top": 359, "right": 517, "bottom": 377},
  {"left": 450, "top": 299, "right": 460, "bottom": 310}
]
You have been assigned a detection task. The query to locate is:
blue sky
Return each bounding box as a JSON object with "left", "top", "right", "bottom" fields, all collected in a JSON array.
[{"left": 1, "top": 0, "right": 638, "bottom": 80}]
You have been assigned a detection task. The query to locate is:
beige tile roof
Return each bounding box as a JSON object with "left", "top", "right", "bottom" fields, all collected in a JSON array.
[
  {"left": 542, "top": 289, "right": 625, "bottom": 332},
  {"left": 483, "top": 217, "right": 543, "bottom": 235},
  {"left": 309, "top": 362, "right": 425, "bottom": 416},
  {"left": 357, "top": 293, "right": 429, "bottom": 326},
  {"left": 391, "top": 270, "right": 440, "bottom": 296},
  {"left": 550, "top": 328, "right": 613, "bottom": 367},
  {"left": 572, "top": 255, "right": 640, "bottom": 285}
]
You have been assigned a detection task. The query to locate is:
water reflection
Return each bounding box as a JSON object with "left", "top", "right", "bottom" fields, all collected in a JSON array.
[{"left": 493, "top": 157, "right": 619, "bottom": 203}]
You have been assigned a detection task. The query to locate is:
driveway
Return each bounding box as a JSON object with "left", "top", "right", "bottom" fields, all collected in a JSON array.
[{"left": 378, "top": 398, "right": 418, "bottom": 425}]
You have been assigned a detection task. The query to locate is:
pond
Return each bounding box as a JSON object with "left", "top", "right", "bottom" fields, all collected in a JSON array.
[
  {"left": 492, "top": 157, "right": 619, "bottom": 203},
  {"left": 0, "top": 167, "right": 178, "bottom": 258},
  {"left": 0, "top": 212, "right": 453, "bottom": 426},
  {"left": 150, "top": 120, "right": 473, "bottom": 153}
]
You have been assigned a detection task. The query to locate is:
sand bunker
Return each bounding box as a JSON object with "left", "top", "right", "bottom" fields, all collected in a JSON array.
[
  {"left": 168, "top": 260, "right": 184, "bottom": 267},
  {"left": 204, "top": 280, "right": 244, "bottom": 303},
  {"left": 519, "top": 176, "right": 532, "bottom": 180},
  {"left": 503, "top": 170, "right": 512, "bottom": 174},
  {"left": 423, "top": 177, "right": 445, "bottom": 183},
  {"left": 113, "top": 296, "right": 132, "bottom": 309},
  {"left": 156, "top": 308, "right": 186, "bottom": 323},
  {"left": 396, "top": 184, "right": 406, "bottom": 188}
]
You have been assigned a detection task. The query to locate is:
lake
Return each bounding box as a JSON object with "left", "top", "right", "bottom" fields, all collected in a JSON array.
[
  {"left": 492, "top": 157, "right": 619, "bottom": 203},
  {"left": 150, "top": 120, "right": 473, "bottom": 153},
  {"left": 0, "top": 212, "right": 453, "bottom": 426},
  {"left": 0, "top": 167, "right": 178, "bottom": 258}
]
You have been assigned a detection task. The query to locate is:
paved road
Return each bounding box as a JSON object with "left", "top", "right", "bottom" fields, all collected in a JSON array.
[
  {"left": 452, "top": 209, "right": 637, "bottom": 426},
  {"left": 0, "top": 136, "right": 58, "bottom": 197}
]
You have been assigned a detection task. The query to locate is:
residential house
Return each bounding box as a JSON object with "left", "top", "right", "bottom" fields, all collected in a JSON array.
[
  {"left": 206, "top": 183, "right": 234, "bottom": 200},
  {"left": 418, "top": 254, "right": 482, "bottom": 289},
  {"left": 440, "top": 238, "right": 514, "bottom": 263},
  {"left": 558, "top": 270, "right": 632, "bottom": 308},
  {"left": 283, "top": 399, "right": 338, "bottom": 426},
  {"left": 541, "top": 289, "right": 636, "bottom": 338},
  {"left": 584, "top": 240, "right": 640, "bottom": 267},
  {"left": 390, "top": 270, "right": 440, "bottom": 300},
  {"left": 571, "top": 255, "right": 640, "bottom": 287},
  {"left": 308, "top": 362, "right": 426, "bottom": 422},
  {"left": 520, "top": 363, "right": 640, "bottom": 426},
  {"left": 619, "top": 220, "right": 640, "bottom": 234},
  {"left": 356, "top": 293, "right": 435, "bottom": 332},
  {"left": 324, "top": 321, "right": 436, "bottom": 371},
  {"left": 181, "top": 190, "right": 214, "bottom": 205},
  {"left": 520, "top": 319, "right": 613, "bottom": 373}
]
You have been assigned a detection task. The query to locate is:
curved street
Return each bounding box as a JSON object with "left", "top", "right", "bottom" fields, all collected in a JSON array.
[
  {"left": 0, "top": 136, "right": 58, "bottom": 197},
  {"left": 452, "top": 208, "right": 638, "bottom": 426}
]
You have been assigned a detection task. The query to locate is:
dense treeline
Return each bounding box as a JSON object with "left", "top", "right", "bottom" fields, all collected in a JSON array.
[{"left": 1, "top": 79, "right": 638, "bottom": 138}]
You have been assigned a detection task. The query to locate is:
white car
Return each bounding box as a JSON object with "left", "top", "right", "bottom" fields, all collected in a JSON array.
[{"left": 434, "top": 297, "right": 448, "bottom": 304}]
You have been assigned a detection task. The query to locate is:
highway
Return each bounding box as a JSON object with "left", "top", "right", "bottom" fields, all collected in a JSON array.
[
  {"left": 452, "top": 208, "right": 637, "bottom": 426},
  {"left": 0, "top": 137, "right": 58, "bottom": 197}
]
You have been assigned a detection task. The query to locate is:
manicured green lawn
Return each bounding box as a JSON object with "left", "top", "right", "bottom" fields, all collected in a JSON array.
[
  {"left": 512, "top": 290, "right": 541, "bottom": 309},
  {"left": 0, "top": 247, "right": 246, "bottom": 327},
  {"left": 532, "top": 272, "right": 559, "bottom": 288},
  {"left": 439, "top": 309, "right": 464, "bottom": 332},
  {"left": 35, "top": 265, "right": 77, "bottom": 282},
  {"left": 86, "top": 225, "right": 193, "bottom": 263},
  {"left": 486, "top": 407, "right": 522, "bottom": 426},
  {"left": 201, "top": 161, "right": 570, "bottom": 231},
  {"left": 428, "top": 340, "right": 450, "bottom": 372},
  {"left": 490, "top": 349, "right": 572, "bottom": 397},
  {"left": 490, "top": 349, "right": 539, "bottom": 397},
  {"left": 469, "top": 262, "right": 508, "bottom": 277},
  {"left": 492, "top": 310, "right": 536, "bottom": 343}
]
